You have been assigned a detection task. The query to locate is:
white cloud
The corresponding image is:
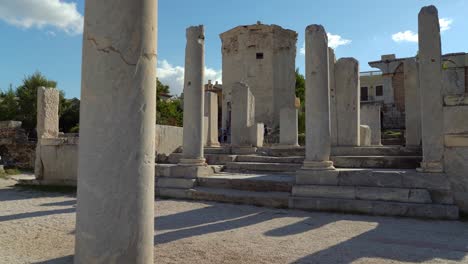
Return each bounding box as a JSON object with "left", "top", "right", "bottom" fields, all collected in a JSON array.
[
  {"left": 0, "top": 0, "right": 83, "bottom": 35},
  {"left": 300, "top": 33, "right": 351, "bottom": 55},
  {"left": 327, "top": 33, "right": 352, "bottom": 49},
  {"left": 392, "top": 18, "right": 453, "bottom": 43},
  {"left": 157, "top": 60, "right": 222, "bottom": 96},
  {"left": 439, "top": 18, "right": 453, "bottom": 32},
  {"left": 392, "top": 30, "right": 418, "bottom": 43}
]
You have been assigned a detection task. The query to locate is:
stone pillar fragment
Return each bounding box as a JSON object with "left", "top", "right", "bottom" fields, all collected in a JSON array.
[
  {"left": 181, "top": 25, "right": 206, "bottom": 165},
  {"left": 300, "top": 25, "right": 334, "bottom": 171},
  {"left": 360, "top": 125, "right": 372, "bottom": 146},
  {"left": 279, "top": 107, "right": 299, "bottom": 147},
  {"left": 75, "top": 0, "right": 157, "bottom": 263},
  {"left": 335, "top": 58, "right": 360, "bottom": 146},
  {"left": 329, "top": 48, "right": 338, "bottom": 146},
  {"left": 204, "top": 91, "right": 220, "bottom": 147},
  {"left": 417, "top": 5, "right": 444, "bottom": 172},
  {"left": 360, "top": 103, "right": 382, "bottom": 146},
  {"left": 34, "top": 87, "right": 59, "bottom": 180},
  {"left": 404, "top": 58, "right": 422, "bottom": 147},
  {"left": 231, "top": 82, "right": 263, "bottom": 148}
]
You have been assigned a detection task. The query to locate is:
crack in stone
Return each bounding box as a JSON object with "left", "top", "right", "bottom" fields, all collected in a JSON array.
[{"left": 87, "top": 37, "right": 155, "bottom": 66}]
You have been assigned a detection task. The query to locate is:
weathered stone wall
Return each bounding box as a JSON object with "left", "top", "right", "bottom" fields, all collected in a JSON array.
[
  {"left": 360, "top": 103, "right": 382, "bottom": 145},
  {"left": 0, "top": 121, "right": 35, "bottom": 169},
  {"left": 155, "top": 125, "right": 183, "bottom": 156},
  {"left": 38, "top": 137, "right": 78, "bottom": 184},
  {"left": 220, "top": 23, "right": 297, "bottom": 129},
  {"left": 443, "top": 95, "right": 468, "bottom": 214}
]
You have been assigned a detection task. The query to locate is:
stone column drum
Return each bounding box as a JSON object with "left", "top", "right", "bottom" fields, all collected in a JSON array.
[
  {"left": 181, "top": 25, "right": 206, "bottom": 165},
  {"left": 204, "top": 91, "right": 220, "bottom": 147},
  {"left": 279, "top": 107, "right": 299, "bottom": 147},
  {"left": 34, "top": 87, "right": 59, "bottom": 180},
  {"left": 329, "top": 48, "right": 338, "bottom": 146},
  {"left": 404, "top": 58, "right": 422, "bottom": 147},
  {"left": 75, "top": 0, "right": 157, "bottom": 263},
  {"left": 300, "top": 25, "right": 334, "bottom": 171},
  {"left": 335, "top": 58, "right": 360, "bottom": 146},
  {"left": 417, "top": 5, "right": 444, "bottom": 172}
]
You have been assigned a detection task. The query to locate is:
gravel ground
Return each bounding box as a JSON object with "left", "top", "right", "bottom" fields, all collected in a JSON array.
[{"left": 1, "top": 177, "right": 468, "bottom": 264}]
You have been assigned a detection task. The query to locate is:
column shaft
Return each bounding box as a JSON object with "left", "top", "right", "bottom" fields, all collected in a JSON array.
[
  {"left": 303, "top": 25, "right": 333, "bottom": 170},
  {"left": 418, "top": 5, "right": 444, "bottom": 172},
  {"left": 75, "top": 0, "right": 157, "bottom": 263},
  {"left": 181, "top": 26, "right": 205, "bottom": 165}
]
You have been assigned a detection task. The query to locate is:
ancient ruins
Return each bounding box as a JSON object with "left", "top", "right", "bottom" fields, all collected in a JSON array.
[{"left": 10, "top": 2, "right": 468, "bottom": 263}]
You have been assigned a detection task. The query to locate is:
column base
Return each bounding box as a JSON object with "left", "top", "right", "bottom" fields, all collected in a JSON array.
[
  {"left": 206, "top": 142, "right": 221, "bottom": 148},
  {"left": 417, "top": 161, "right": 444, "bottom": 173},
  {"left": 301, "top": 160, "right": 335, "bottom": 171}
]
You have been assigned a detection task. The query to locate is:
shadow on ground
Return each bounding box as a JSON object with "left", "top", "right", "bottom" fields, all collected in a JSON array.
[{"left": 155, "top": 201, "right": 468, "bottom": 263}]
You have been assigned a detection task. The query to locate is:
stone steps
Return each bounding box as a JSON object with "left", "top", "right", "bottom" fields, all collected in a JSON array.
[
  {"left": 224, "top": 162, "right": 302, "bottom": 173},
  {"left": 236, "top": 155, "right": 304, "bottom": 164},
  {"left": 331, "top": 156, "right": 422, "bottom": 169},
  {"left": 197, "top": 173, "right": 293, "bottom": 192},
  {"left": 290, "top": 196, "right": 459, "bottom": 220},
  {"left": 292, "top": 185, "right": 432, "bottom": 204},
  {"left": 262, "top": 146, "right": 422, "bottom": 157},
  {"left": 190, "top": 187, "right": 290, "bottom": 208}
]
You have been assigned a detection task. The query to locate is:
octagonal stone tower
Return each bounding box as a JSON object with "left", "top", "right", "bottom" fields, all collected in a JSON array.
[{"left": 220, "top": 23, "right": 297, "bottom": 130}]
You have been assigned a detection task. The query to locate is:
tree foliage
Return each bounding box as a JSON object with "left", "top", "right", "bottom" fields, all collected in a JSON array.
[
  {"left": 0, "top": 72, "right": 80, "bottom": 136},
  {"left": 156, "top": 78, "right": 183, "bottom": 127},
  {"left": 295, "top": 69, "right": 306, "bottom": 134}
]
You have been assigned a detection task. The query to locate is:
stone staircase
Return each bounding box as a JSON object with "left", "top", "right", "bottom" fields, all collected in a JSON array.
[
  {"left": 156, "top": 146, "right": 459, "bottom": 220},
  {"left": 165, "top": 146, "right": 423, "bottom": 173},
  {"left": 290, "top": 169, "right": 458, "bottom": 219}
]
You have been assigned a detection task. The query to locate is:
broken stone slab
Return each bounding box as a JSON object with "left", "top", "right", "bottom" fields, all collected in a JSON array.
[
  {"left": 444, "top": 94, "right": 468, "bottom": 106},
  {"left": 360, "top": 125, "right": 372, "bottom": 146}
]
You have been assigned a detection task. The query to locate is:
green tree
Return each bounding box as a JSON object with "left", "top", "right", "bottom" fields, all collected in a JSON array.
[
  {"left": 0, "top": 88, "right": 19, "bottom": 121},
  {"left": 59, "top": 98, "right": 80, "bottom": 133},
  {"left": 295, "top": 69, "right": 306, "bottom": 134},
  {"left": 295, "top": 68, "right": 305, "bottom": 104},
  {"left": 157, "top": 78, "right": 170, "bottom": 100},
  {"left": 156, "top": 78, "right": 183, "bottom": 127},
  {"left": 15, "top": 72, "right": 60, "bottom": 134}
]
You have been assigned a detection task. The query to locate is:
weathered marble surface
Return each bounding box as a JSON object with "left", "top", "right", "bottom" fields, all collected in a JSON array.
[
  {"left": 404, "top": 59, "right": 422, "bottom": 147},
  {"left": 334, "top": 58, "right": 360, "bottom": 146},
  {"left": 417, "top": 5, "right": 444, "bottom": 172},
  {"left": 35, "top": 87, "right": 59, "bottom": 180},
  {"left": 204, "top": 91, "right": 220, "bottom": 147},
  {"left": 360, "top": 103, "right": 381, "bottom": 146},
  {"left": 181, "top": 25, "right": 206, "bottom": 165},
  {"left": 75, "top": 0, "right": 157, "bottom": 263},
  {"left": 279, "top": 107, "right": 299, "bottom": 147},
  {"left": 301, "top": 25, "right": 333, "bottom": 170}
]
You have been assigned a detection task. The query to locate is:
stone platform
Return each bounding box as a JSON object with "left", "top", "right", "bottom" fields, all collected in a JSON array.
[{"left": 156, "top": 163, "right": 459, "bottom": 220}]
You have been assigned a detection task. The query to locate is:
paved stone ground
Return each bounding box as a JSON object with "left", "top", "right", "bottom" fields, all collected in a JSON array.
[{"left": 1, "top": 177, "right": 468, "bottom": 264}]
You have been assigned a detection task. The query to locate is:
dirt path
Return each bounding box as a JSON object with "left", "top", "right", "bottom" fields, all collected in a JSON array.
[{"left": 1, "top": 178, "right": 468, "bottom": 264}]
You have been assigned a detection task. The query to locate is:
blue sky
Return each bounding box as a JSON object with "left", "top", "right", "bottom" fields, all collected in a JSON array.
[{"left": 0, "top": 0, "right": 466, "bottom": 98}]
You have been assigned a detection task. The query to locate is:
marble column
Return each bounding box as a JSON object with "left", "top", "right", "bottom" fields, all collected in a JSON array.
[
  {"left": 301, "top": 25, "right": 334, "bottom": 171},
  {"left": 417, "top": 5, "right": 444, "bottom": 172},
  {"left": 34, "top": 87, "right": 59, "bottom": 180},
  {"left": 404, "top": 58, "right": 422, "bottom": 147},
  {"left": 181, "top": 25, "right": 206, "bottom": 165},
  {"left": 204, "top": 91, "right": 220, "bottom": 147},
  {"left": 335, "top": 58, "right": 360, "bottom": 146},
  {"left": 328, "top": 48, "right": 338, "bottom": 146},
  {"left": 75, "top": 0, "right": 157, "bottom": 263}
]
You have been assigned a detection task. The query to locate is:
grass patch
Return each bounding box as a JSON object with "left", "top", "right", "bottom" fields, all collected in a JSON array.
[
  {"left": 383, "top": 130, "right": 403, "bottom": 138},
  {"left": 0, "top": 167, "right": 28, "bottom": 179}
]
